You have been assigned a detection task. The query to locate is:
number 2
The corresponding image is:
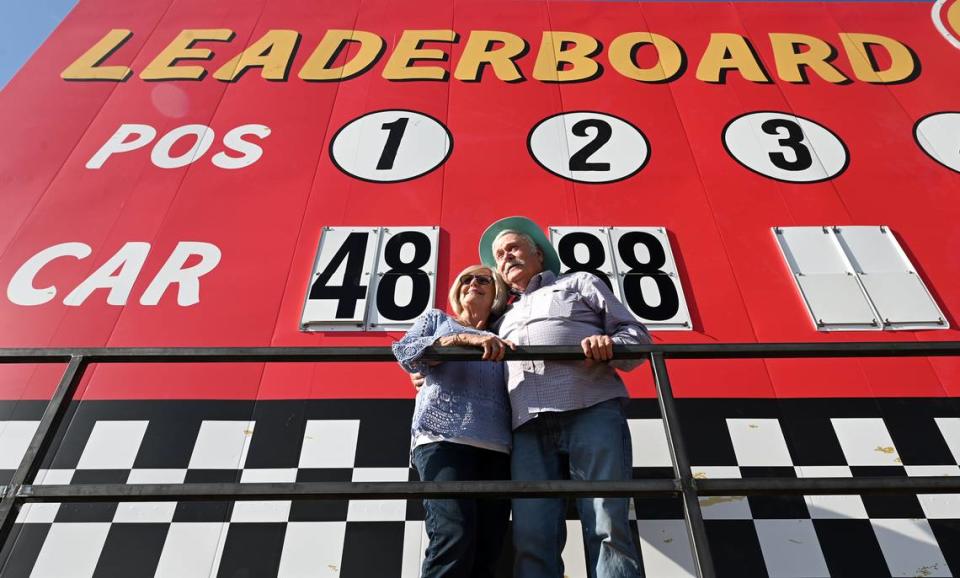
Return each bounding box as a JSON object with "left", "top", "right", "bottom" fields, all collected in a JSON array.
[{"left": 568, "top": 119, "right": 612, "bottom": 172}]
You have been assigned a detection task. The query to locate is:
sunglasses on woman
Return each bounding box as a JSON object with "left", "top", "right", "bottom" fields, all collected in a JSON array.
[{"left": 460, "top": 274, "right": 493, "bottom": 286}]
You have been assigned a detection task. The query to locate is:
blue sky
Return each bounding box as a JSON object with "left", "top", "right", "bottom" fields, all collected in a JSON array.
[{"left": 0, "top": 0, "right": 78, "bottom": 90}]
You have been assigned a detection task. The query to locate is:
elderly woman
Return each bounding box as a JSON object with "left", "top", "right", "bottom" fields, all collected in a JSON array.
[{"left": 392, "top": 264, "right": 515, "bottom": 578}]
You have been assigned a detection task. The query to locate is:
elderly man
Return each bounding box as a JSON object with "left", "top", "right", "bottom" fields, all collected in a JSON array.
[{"left": 478, "top": 216, "right": 650, "bottom": 578}]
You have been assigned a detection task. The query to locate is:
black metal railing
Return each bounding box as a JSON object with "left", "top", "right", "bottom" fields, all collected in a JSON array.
[{"left": 2, "top": 341, "right": 960, "bottom": 578}]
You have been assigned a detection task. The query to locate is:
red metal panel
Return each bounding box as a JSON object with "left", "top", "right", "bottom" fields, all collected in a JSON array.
[{"left": 0, "top": 0, "right": 957, "bottom": 401}]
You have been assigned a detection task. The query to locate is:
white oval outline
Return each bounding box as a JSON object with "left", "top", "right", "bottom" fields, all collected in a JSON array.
[{"left": 933, "top": 0, "right": 960, "bottom": 50}]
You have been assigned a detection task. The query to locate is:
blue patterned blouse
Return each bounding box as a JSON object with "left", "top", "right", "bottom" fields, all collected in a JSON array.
[{"left": 392, "top": 309, "right": 512, "bottom": 453}]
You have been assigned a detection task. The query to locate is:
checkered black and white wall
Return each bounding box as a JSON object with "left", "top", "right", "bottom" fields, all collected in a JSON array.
[{"left": 0, "top": 398, "right": 958, "bottom": 577}]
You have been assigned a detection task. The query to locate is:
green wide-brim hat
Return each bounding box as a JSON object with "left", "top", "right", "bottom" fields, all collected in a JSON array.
[{"left": 479, "top": 216, "right": 561, "bottom": 276}]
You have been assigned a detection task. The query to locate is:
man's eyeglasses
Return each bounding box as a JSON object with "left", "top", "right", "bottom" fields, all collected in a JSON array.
[{"left": 460, "top": 274, "right": 493, "bottom": 286}]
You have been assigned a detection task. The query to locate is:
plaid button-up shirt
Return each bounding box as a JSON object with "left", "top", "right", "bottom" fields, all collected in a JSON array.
[{"left": 496, "top": 270, "right": 651, "bottom": 429}]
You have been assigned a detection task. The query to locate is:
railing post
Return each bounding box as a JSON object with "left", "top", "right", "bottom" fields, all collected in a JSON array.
[
  {"left": 0, "top": 355, "right": 86, "bottom": 563},
  {"left": 650, "top": 352, "right": 716, "bottom": 578}
]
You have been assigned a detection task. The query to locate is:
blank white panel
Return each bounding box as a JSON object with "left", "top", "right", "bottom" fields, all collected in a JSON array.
[
  {"left": 871, "top": 519, "right": 950, "bottom": 577},
  {"left": 278, "top": 522, "right": 347, "bottom": 578},
  {"left": 30, "top": 523, "right": 111, "bottom": 578},
  {"left": 775, "top": 227, "right": 848, "bottom": 274},
  {"left": 796, "top": 275, "right": 877, "bottom": 328},
  {"left": 628, "top": 419, "right": 672, "bottom": 467},
  {"left": 795, "top": 466, "right": 868, "bottom": 519},
  {"left": 347, "top": 468, "right": 409, "bottom": 521},
  {"left": 726, "top": 419, "right": 793, "bottom": 467},
  {"left": 77, "top": 421, "right": 148, "bottom": 469},
  {"left": 636, "top": 519, "right": 697, "bottom": 577},
  {"left": 834, "top": 227, "right": 907, "bottom": 274},
  {"left": 0, "top": 421, "right": 39, "bottom": 469},
  {"left": 561, "top": 520, "right": 588, "bottom": 578},
  {"left": 831, "top": 418, "right": 901, "bottom": 466},
  {"left": 155, "top": 522, "right": 229, "bottom": 578},
  {"left": 755, "top": 520, "right": 830, "bottom": 578},
  {"left": 299, "top": 420, "right": 360, "bottom": 468},
  {"left": 905, "top": 465, "right": 960, "bottom": 519},
  {"left": 860, "top": 274, "right": 945, "bottom": 327},
  {"left": 188, "top": 420, "right": 255, "bottom": 469},
  {"left": 935, "top": 418, "right": 960, "bottom": 462}
]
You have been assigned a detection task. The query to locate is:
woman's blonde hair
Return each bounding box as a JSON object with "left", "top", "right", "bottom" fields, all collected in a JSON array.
[{"left": 448, "top": 264, "right": 509, "bottom": 317}]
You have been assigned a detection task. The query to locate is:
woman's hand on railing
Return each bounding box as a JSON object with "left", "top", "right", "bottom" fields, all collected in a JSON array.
[{"left": 436, "top": 333, "right": 516, "bottom": 361}]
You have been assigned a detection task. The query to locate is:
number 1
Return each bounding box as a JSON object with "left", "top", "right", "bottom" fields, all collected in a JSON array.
[{"left": 377, "top": 117, "right": 409, "bottom": 170}]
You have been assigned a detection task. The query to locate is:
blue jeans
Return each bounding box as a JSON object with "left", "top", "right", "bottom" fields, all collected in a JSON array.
[
  {"left": 412, "top": 441, "right": 511, "bottom": 578},
  {"left": 511, "top": 399, "right": 644, "bottom": 578}
]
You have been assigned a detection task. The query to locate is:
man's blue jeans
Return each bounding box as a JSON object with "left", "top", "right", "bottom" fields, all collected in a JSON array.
[
  {"left": 511, "top": 399, "right": 644, "bottom": 578},
  {"left": 412, "top": 441, "right": 511, "bottom": 578}
]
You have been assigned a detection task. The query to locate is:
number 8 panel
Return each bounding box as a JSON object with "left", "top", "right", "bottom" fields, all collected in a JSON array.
[{"left": 550, "top": 226, "right": 692, "bottom": 330}]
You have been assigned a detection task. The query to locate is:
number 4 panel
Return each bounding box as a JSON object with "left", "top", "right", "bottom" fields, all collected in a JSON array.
[{"left": 301, "top": 227, "right": 380, "bottom": 330}]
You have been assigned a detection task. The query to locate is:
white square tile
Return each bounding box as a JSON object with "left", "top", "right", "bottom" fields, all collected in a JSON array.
[
  {"left": 16, "top": 503, "right": 59, "bottom": 524},
  {"left": 934, "top": 418, "right": 960, "bottom": 463},
  {"left": 562, "top": 520, "right": 588, "bottom": 578},
  {"left": 726, "top": 419, "right": 793, "bottom": 467},
  {"left": 831, "top": 418, "right": 902, "bottom": 466},
  {"left": 755, "top": 519, "right": 830, "bottom": 578},
  {"left": 0, "top": 421, "right": 39, "bottom": 469},
  {"left": 30, "top": 523, "right": 111, "bottom": 578},
  {"left": 636, "top": 519, "right": 696, "bottom": 577},
  {"left": 871, "top": 518, "right": 951, "bottom": 577},
  {"left": 231, "top": 468, "right": 297, "bottom": 523},
  {"left": 692, "top": 467, "right": 751, "bottom": 520},
  {"left": 240, "top": 468, "right": 298, "bottom": 483},
  {"left": 34, "top": 469, "right": 75, "bottom": 485},
  {"left": 188, "top": 420, "right": 255, "bottom": 469},
  {"left": 277, "top": 522, "right": 346, "bottom": 578},
  {"left": 400, "top": 521, "right": 427, "bottom": 578},
  {"left": 299, "top": 420, "right": 360, "bottom": 468},
  {"left": 347, "top": 467, "right": 409, "bottom": 521},
  {"left": 77, "top": 421, "right": 148, "bottom": 470},
  {"left": 113, "top": 469, "right": 186, "bottom": 524},
  {"left": 795, "top": 466, "right": 868, "bottom": 519},
  {"left": 905, "top": 465, "right": 960, "bottom": 519},
  {"left": 17, "top": 469, "right": 73, "bottom": 523},
  {"left": 692, "top": 466, "right": 741, "bottom": 479},
  {"left": 628, "top": 419, "right": 672, "bottom": 468},
  {"left": 230, "top": 500, "right": 291, "bottom": 523},
  {"left": 154, "top": 522, "right": 230, "bottom": 578}
]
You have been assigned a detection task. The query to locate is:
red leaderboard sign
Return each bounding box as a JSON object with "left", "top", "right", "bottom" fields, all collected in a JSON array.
[{"left": 0, "top": 0, "right": 958, "bottom": 401}]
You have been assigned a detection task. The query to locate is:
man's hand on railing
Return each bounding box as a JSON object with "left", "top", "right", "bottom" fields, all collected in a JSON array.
[{"left": 581, "top": 335, "right": 614, "bottom": 367}]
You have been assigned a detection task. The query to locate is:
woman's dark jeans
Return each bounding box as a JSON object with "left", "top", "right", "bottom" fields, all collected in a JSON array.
[{"left": 412, "top": 441, "right": 511, "bottom": 578}]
